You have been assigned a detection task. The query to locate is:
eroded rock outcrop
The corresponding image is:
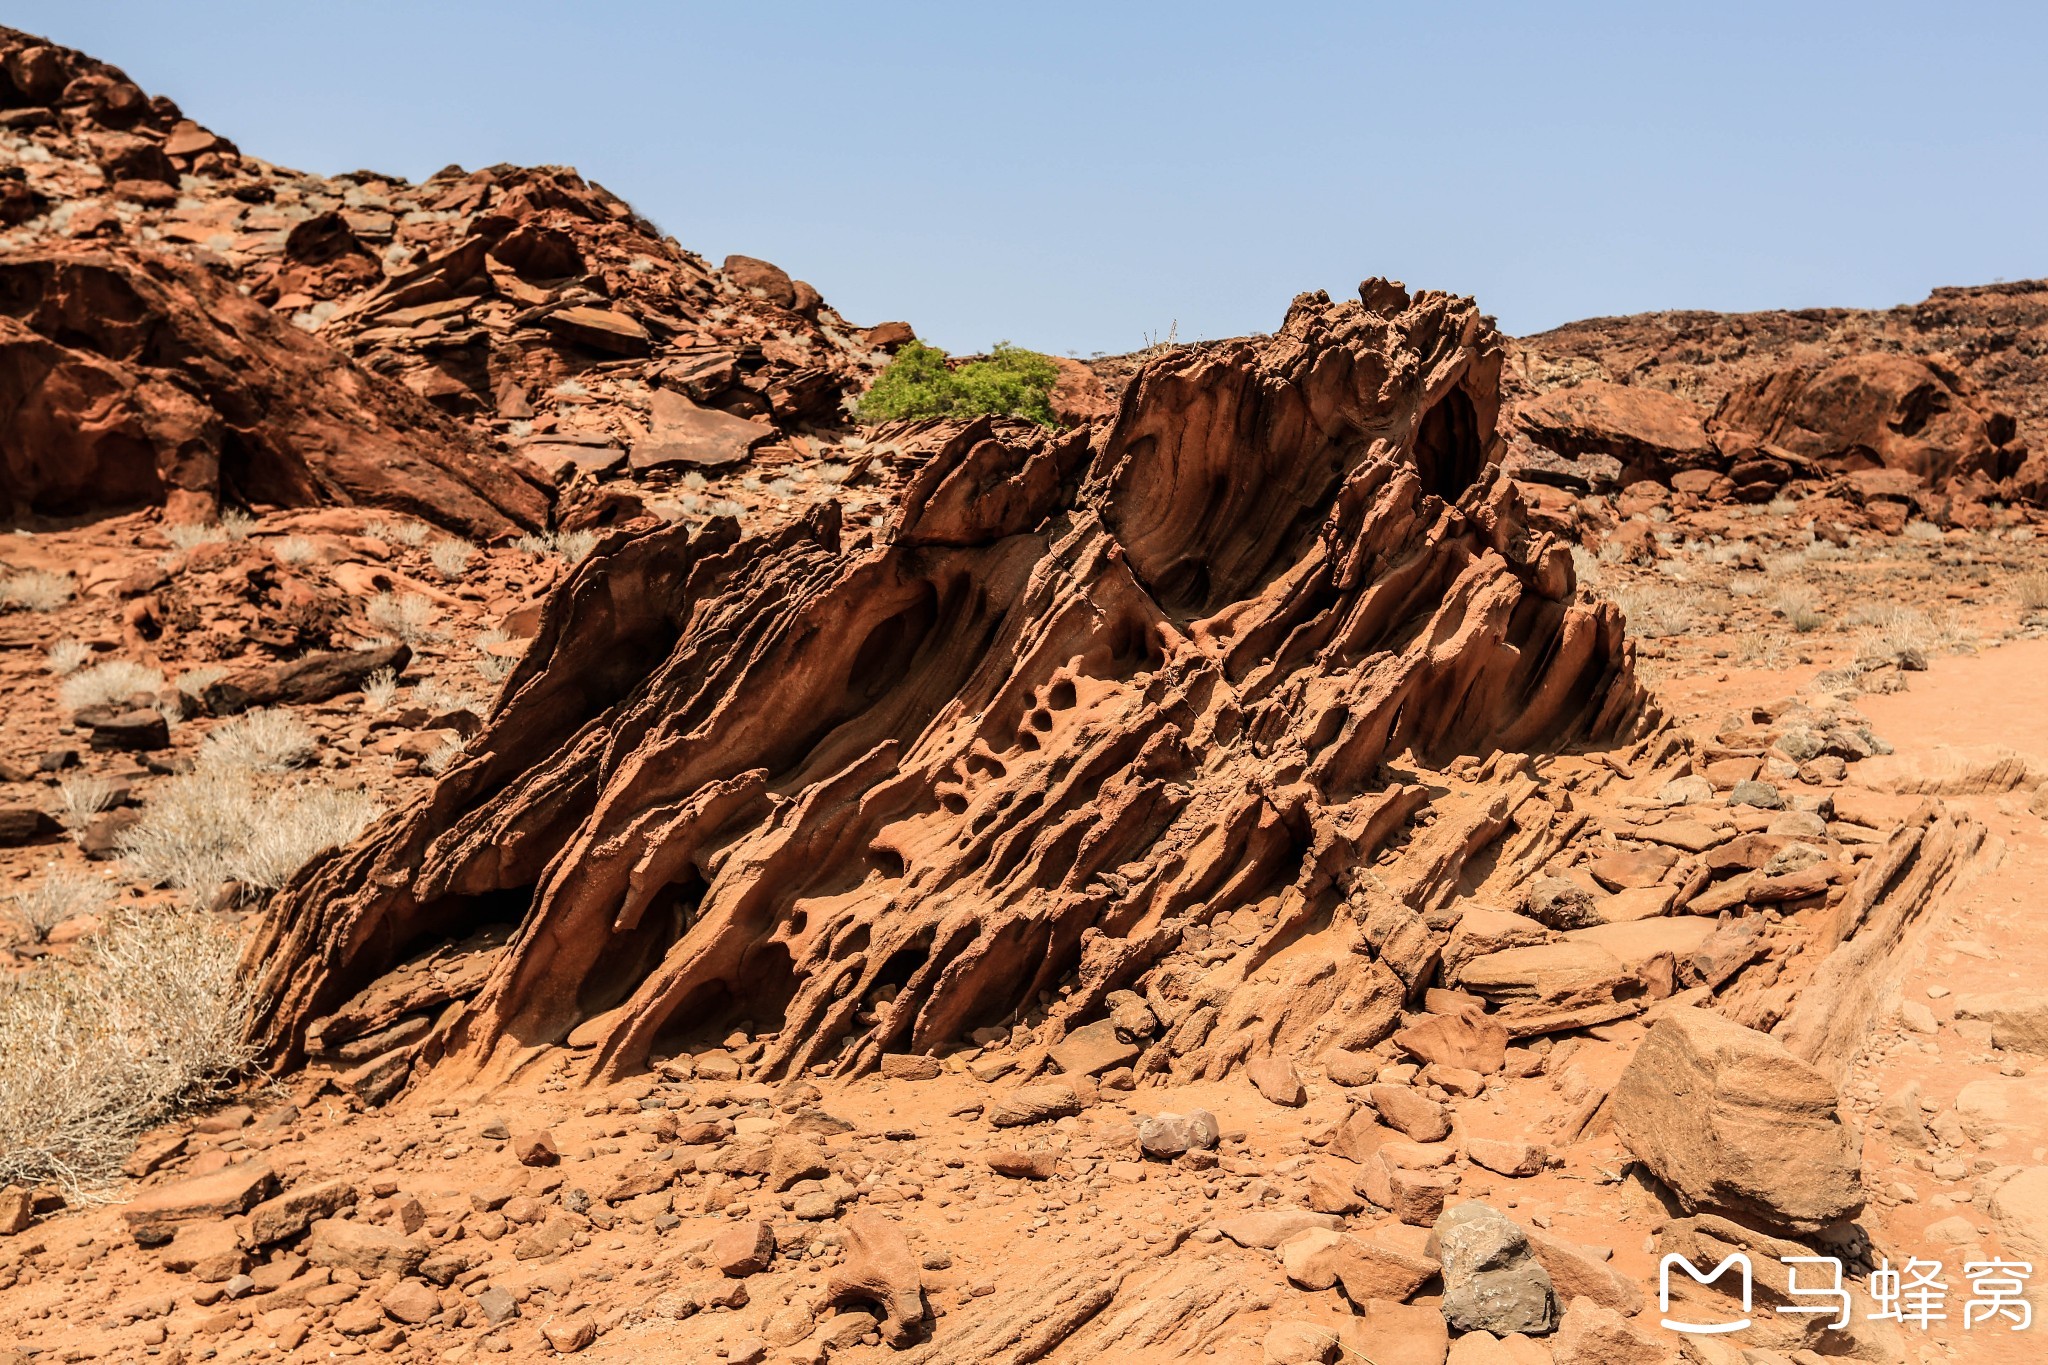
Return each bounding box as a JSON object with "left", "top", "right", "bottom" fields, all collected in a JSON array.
[
  {"left": 0, "top": 250, "right": 547, "bottom": 533},
  {"left": 243, "top": 282, "right": 1649, "bottom": 1087}
]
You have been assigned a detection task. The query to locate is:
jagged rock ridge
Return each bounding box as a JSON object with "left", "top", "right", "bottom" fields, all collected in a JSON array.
[{"left": 245, "top": 282, "right": 1651, "bottom": 1090}]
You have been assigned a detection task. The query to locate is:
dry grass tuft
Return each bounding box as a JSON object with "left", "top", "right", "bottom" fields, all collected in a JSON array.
[
  {"left": 367, "top": 591, "right": 436, "bottom": 644},
  {"left": 5, "top": 866, "right": 102, "bottom": 944},
  {"left": 1774, "top": 589, "right": 1827, "bottom": 634},
  {"left": 44, "top": 639, "right": 90, "bottom": 676},
  {"left": 513, "top": 529, "right": 601, "bottom": 563},
  {"left": 422, "top": 734, "right": 468, "bottom": 776},
  {"left": 0, "top": 902, "right": 255, "bottom": 1191},
  {"left": 475, "top": 628, "right": 516, "bottom": 683},
  {"left": 1609, "top": 585, "right": 1693, "bottom": 638},
  {"left": 365, "top": 518, "right": 430, "bottom": 547},
  {"left": 429, "top": 538, "right": 476, "bottom": 581},
  {"left": 174, "top": 666, "right": 230, "bottom": 704},
  {"left": 116, "top": 770, "right": 380, "bottom": 896},
  {"left": 271, "top": 535, "right": 316, "bottom": 566},
  {"left": 0, "top": 569, "right": 74, "bottom": 612},
  {"left": 198, "top": 708, "right": 317, "bottom": 773},
  {"left": 58, "top": 660, "right": 165, "bottom": 713},
  {"left": 56, "top": 773, "right": 119, "bottom": 827},
  {"left": 2014, "top": 571, "right": 2048, "bottom": 612},
  {"left": 359, "top": 666, "right": 399, "bottom": 713}
]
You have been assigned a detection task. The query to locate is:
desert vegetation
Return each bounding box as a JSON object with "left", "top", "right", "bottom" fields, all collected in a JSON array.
[{"left": 856, "top": 340, "right": 1061, "bottom": 426}]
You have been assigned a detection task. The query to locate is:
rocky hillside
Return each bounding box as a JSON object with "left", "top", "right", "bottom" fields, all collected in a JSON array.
[
  {"left": 1500, "top": 282, "right": 2048, "bottom": 525},
  {"left": 0, "top": 26, "right": 913, "bottom": 537}
]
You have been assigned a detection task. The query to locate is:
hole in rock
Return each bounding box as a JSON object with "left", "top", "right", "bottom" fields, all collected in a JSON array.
[
  {"left": 573, "top": 877, "right": 697, "bottom": 1024},
  {"left": 845, "top": 584, "right": 938, "bottom": 705},
  {"left": 1413, "top": 387, "right": 1483, "bottom": 502}
]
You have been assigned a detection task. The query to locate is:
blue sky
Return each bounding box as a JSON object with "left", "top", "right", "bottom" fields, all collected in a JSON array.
[{"left": 11, "top": 2, "right": 2044, "bottom": 355}]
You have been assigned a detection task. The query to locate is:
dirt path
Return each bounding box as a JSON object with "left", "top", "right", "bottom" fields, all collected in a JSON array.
[{"left": 1842, "top": 640, "right": 2048, "bottom": 1365}]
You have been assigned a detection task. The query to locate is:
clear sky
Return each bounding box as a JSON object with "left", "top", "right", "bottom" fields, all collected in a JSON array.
[{"left": 10, "top": 2, "right": 2044, "bottom": 356}]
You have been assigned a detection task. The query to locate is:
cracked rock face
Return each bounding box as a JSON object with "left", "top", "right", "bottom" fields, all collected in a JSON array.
[{"left": 244, "top": 281, "right": 1649, "bottom": 1090}]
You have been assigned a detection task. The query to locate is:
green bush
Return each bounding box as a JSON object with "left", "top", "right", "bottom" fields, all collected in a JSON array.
[{"left": 857, "top": 341, "right": 1061, "bottom": 427}]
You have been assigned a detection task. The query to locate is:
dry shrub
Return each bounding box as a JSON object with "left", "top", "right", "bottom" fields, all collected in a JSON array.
[
  {"left": 175, "top": 665, "right": 230, "bottom": 705},
  {"left": 0, "top": 569, "right": 74, "bottom": 612},
  {"left": 56, "top": 773, "right": 118, "bottom": 827},
  {"left": 163, "top": 512, "right": 253, "bottom": 553},
  {"left": 271, "top": 535, "right": 316, "bottom": 566},
  {"left": 198, "top": 708, "right": 317, "bottom": 773},
  {"left": 1851, "top": 605, "right": 1970, "bottom": 663},
  {"left": 475, "top": 628, "right": 516, "bottom": 682},
  {"left": 429, "top": 538, "right": 476, "bottom": 581},
  {"left": 44, "top": 639, "right": 90, "bottom": 676},
  {"left": 58, "top": 660, "right": 165, "bottom": 713},
  {"left": 421, "top": 734, "right": 468, "bottom": 776},
  {"left": 360, "top": 666, "right": 399, "bottom": 713},
  {"left": 513, "top": 529, "right": 601, "bottom": 563},
  {"left": 367, "top": 591, "right": 436, "bottom": 643},
  {"left": 1609, "top": 585, "right": 1693, "bottom": 638},
  {"left": 1774, "top": 589, "right": 1826, "bottom": 633},
  {"left": 5, "top": 866, "right": 102, "bottom": 944},
  {"left": 0, "top": 903, "right": 255, "bottom": 1190},
  {"left": 365, "top": 518, "right": 429, "bottom": 547},
  {"left": 116, "top": 770, "right": 380, "bottom": 896},
  {"left": 2014, "top": 571, "right": 2048, "bottom": 612}
]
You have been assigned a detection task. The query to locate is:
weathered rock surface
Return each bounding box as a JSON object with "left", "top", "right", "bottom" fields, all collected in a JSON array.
[
  {"left": 1429, "top": 1202, "right": 1555, "bottom": 1335},
  {"left": 0, "top": 251, "right": 546, "bottom": 534},
  {"left": 245, "top": 283, "right": 1648, "bottom": 1082},
  {"left": 825, "top": 1211, "right": 925, "bottom": 1346},
  {"left": 1610, "top": 1006, "right": 1863, "bottom": 1233}
]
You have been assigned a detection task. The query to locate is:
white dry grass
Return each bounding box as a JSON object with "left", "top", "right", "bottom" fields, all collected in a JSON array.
[
  {"left": 422, "top": 734, "right": 468, "bottom": 776},
  {"left": 5, "top": 866, "right": 102, "bottom": 944},
  {"left": 1608, "top": 585, "right": 1694, "bottom": 638},
  {"left": 58, "top": 660, "right": 165, "bottom": 713},
  {"left": 1851, "top": 604, "right": 1971, "bottom": 664},
  {"left": 44, "top": 639, "right": 90, "bottom": 676},
  {"left": 367, "top": 591, "right": 436, "bottom": 644},
  {"left": 475, "top": 628, "right": 516, "bottom": 683},
  {"left": 360, "top": 666, "right": 399, "bottom": 713},
  {"left": 197, "top": 708, "right": 317, "bottom": 773},
  {"left": 163, "top": 512, "right": 255, "bottom": 554},
  {"left": 513, "top": 529, "right": 601, "bottom": 563},
  {"left": 0, "top": 901, "right": 256, "bottom": 1191},
  {"left": 55, "top": 773, "right": 118, "bottom": 827},
  {"left": 272, "top": 535, "right": 317, "bottom": 566},
  {"left": 174, "top": 666, "right": 230, "bottom": 705},
  {"left": 428, "top": 538, "right": 476, "bottom": 581},
  {"left": 115, "top": 769, "right": 380, "bottom": 895},
  {"left": 365, "top": 518, "right": 430, "bottom": 547},
  {"left": 0, "top": 569, "right": 74, "bottom": 613},
  {"left": 1774, "top": 589, "right": 1827, "bottom": 634},
  {"left": 414, "top": 677, "right": 483, "bottom": 717}
]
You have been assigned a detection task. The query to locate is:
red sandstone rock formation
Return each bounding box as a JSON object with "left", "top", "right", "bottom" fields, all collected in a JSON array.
[
  {"left": 0, "top": 249, "right": 549, "bottom": 534},
  {"left": 244, "top": 282, "right": 1650, "bottom": 1089}
]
